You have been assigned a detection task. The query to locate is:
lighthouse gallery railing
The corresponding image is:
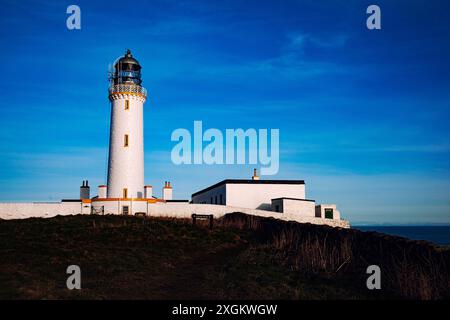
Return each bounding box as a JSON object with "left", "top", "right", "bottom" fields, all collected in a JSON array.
[{"left": 109, "top": 84, "right": 147, "bottom": 97}]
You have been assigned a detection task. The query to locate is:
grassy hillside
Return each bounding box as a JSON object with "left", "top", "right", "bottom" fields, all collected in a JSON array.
[{"left": 0, "top": 213, "right": 448, "bottom": 300}]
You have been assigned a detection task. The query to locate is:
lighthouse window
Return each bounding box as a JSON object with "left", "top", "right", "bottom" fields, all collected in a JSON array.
[
  {"left": 124, "top": 134, "right": 129, "bottom": 147},
  {"left": 123, "top": 188, "right": 128, "bottom": 198},
  {"left": 125, "top": 100, "right": 129, "bottom": 110}
]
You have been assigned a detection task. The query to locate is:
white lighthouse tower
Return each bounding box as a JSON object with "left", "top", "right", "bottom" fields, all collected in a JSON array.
[{"left": 106, "top": 50, "right": 147, "bottom": 198}]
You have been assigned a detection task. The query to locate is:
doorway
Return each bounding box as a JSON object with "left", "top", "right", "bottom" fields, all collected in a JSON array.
[{"left": 325, "top": 208, "right": 333, "bottom": 219}]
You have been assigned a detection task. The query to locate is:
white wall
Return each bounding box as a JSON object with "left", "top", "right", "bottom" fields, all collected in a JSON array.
[
  {"left": 226, "top": 183, "right": 305, "bottom": 210},
  {"left": 0, "top": 202, "right": 89, "bottom": 219},
  {"left": 0, "top": 201, "right": 349, "bottom": 228},
  {"left": 91, "top": 200, "right": 148, "bottom": 215},
  {"left": 147, "top": 203, "right": 349, "bottom": 228},
  {"left": 272, "top": 198, "right": 316, "bottom": 217},
  {"left": 107, "top": 93, "right": 146, "bottom": 198}
]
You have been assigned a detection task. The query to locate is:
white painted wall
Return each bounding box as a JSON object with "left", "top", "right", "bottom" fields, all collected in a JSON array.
[
  {"left": 0, "top": 201, "right": 349, "bottom": 228},
  {"left": 92, "top": 200, "right": 149, "bottom": 215},
  {"left": 147, "top": 203, "right": 349, "bottom": 228},
  {"left": 107, "top": 92, "right": 146, "bottom": 198},
  {"left": 226, "top": 183, "right": 305, "bottom": 210},
  {"left": 192, "top": 183, "right": 305, "bottom": 210},
  {"left": 271, "top": 198, "right": 316, "bottom": 217},
  {"left": 0, "top": 202, "right": 90, "bottom": 219}
]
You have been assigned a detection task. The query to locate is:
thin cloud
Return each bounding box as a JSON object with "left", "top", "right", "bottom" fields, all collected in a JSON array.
[{"left": 286, "top": 33, "right": 351, "bottom": 52}]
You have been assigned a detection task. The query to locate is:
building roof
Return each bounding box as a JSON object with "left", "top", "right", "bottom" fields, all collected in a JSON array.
[
  {"left": 191, "top": 179, "right": 305, "bottom": 197},
  {"left": 271, "top": 197, "right": 315, "bottom": 202}
]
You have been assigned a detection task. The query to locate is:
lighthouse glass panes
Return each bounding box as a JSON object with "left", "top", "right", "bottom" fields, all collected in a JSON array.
[{"left": 111, "top": 49, "right": 142, "bottom": 85}]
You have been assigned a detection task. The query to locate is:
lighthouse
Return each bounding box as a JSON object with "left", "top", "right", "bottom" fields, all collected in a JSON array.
[
  {"left": 0, "top": 49, "right": 346, "bottom": 227},
  {"left": 106, "top": 50, "right": 147, "bottom": 199}
]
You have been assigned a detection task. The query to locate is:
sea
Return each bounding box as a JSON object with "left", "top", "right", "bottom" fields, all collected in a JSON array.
[{"left": 354, "top": 226, "right": 450, "bottom": 246}]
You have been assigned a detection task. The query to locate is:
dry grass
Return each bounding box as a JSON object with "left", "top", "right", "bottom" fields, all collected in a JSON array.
[
  {"left": 1, "top": 213, "right": 448, "bottom": 300},
  {"left": 218, "top": 213, "right": 450, "bottom": 300}
]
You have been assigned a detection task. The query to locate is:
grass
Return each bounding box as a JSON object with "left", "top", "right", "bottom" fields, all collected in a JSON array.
[{"left": 0, "top": 213, "right": 448, "bottom": 300}]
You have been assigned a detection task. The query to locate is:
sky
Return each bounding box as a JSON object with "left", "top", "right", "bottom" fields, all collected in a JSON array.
[{"left": 0, "top": 0, "right": 449, "bottom": 224}]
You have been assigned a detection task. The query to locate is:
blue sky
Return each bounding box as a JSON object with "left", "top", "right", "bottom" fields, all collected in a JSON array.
[{"left": 0, "top": 0, "right": 449, "bottom": 224}]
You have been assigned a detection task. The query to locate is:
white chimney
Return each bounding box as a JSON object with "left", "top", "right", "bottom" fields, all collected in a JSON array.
[
  {"left": 144, "top": 185, "right": 153, "bottom": 199},
  {"left": 98, "top": 185, "right": 107, "bottom": 199},
  {"left": 162, "top": 181, "right": 173, "bottom": 200}
]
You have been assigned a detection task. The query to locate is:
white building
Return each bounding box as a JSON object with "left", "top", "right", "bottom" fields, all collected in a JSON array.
[
  {"left": 191, "top": 169, "right": 342, "bottom": 221},
  {"left": 191, "top": 179, "right": 305, "bottom": 210},
  {"left": 0, "top": 50, "right": 349, "bottom": 228}
]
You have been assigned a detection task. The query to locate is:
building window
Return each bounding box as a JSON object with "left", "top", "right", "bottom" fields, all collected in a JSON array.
[
  {"left": 220, "top": 194, "right": 223, "bottom": 205},
  {"left": 122, "top": 205, "right": 129, "bottom": 215},
  {"left": 124, "top": 134, "right": 129, "bottom": 147},
  {"left": 210, "top": 197, "right": 213, "bottom": 204},
  {"left": 275, "top": 205, "right": 280, "bottom": 212},
  {"left": 123, "top": 188, "right": 128, "bottom": 198},
  {"left": 215, "top": 195, "right": 218, "bottom": 204},
  {"left": 325, "top": 208, "right": 334, "bottom": 219}
]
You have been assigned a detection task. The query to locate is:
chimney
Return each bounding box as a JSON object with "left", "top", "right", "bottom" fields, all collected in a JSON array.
[
  {"left": 98, "top": 185, "right": 107, "bottom": 198},
  {"left": 162, "top": 181, "right": 173, "bottom": 200},
  {"left": 80, "top": 180, "right": 91, "bottom": 199},
  {"left": 252, "top": 168, "right": 260, "bottom": 180},
  {"left": 144, "top": 185, "right": 153, "bottom": 199}
]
